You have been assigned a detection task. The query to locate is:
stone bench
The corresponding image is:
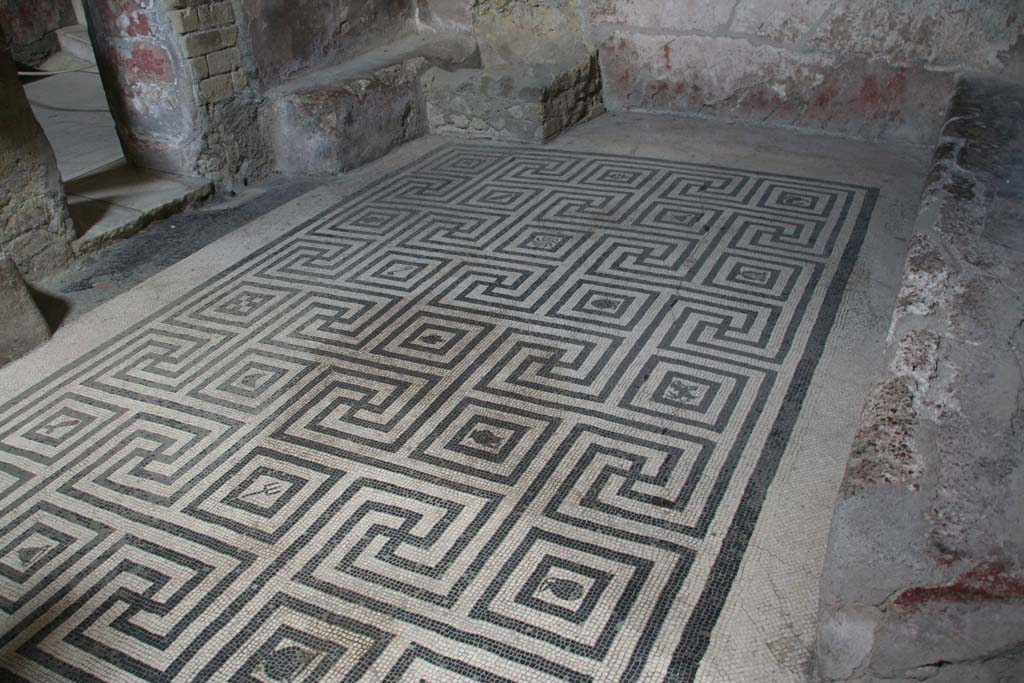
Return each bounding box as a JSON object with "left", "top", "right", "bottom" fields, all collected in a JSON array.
[
  {"left": 814, "top": 76, "right": 1024, "bottom": 682},
  {"left": 420, "top": 50, "right": 604, "bottom": 143},
  {"left": 265, "top": 33, "right": 478, "bottom": 175}
]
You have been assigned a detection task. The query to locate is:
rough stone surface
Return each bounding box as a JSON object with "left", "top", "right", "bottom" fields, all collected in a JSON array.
[
  {"left": 269, "top": 61, "right": 426, "bottom": 176},
  {"left": 810, "top": 0, "right": 1022, "bottom": 71},
  {"left": 418, "top": 0, "right": 473, "bottom": 33},
  {"left": 165, "top": 0, "right": 270, "bottom": 189},
  {"left": 473, "top": 0, "right": 590, "bottom": 67},
  {"left": 815, "top": 76, "right": 1024, "bottom": 682},
  {"left": 241, "top": 0, "right": 415, "bottom": 89},
  {"left": 0, "top": 0, "right": 75, "bottom": 66},
  {"left": 266, "top": 34, "right": 477, "bottom": 176},
  {"left": 600, "top": 31, "right": 955, "bottom": 145},
  {"left": 422, "top": 51, "right": 604, "bottom": 142},
  {"left": 0, "top": 40, "right": 73, "bottom": 279},
  {"left": 590, "top": 0, "right": 1023, "bottom": 144},
  {"left": 590, "top": 0, "right": 731, "bottom": 34},
  {"left": 0, "top": 255, "right": 50, "bottom": 365}
]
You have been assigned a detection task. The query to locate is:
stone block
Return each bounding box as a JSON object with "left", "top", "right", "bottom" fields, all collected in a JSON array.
[
  {"left": 268, "top": 63, "right": 427, "bottom": 175},
  {"left": 170, "top": 8, "right": 200, "bottom": 35},
  {"left": 0, "top": 255, "right": 51, "bottom": 365},
  {"left": 473, "top": 0, "right": 591, "bottom": 67},
  {"left": 211, "top": 1, "right": 235, "bottom": 27},
  {"left": 200, "top": 73, "right": 234, "bottom": 102},
  {"left": 181, "top": 28, "right": 226, "bottom": 58},
  {"left": 263, "top": 34, "right": 479, "bottom": 175},
  {"left": 421, "top": 51, "right": 604, "bottom": 143},
  {"left": 189, "top": 55, "right": 210, "bottom": 80},
  {"left": 219, "top": 26, "right": 238, "bottom": 48},
  {"left": 206, "top": 47, "right": 241, "bottom": 76}
]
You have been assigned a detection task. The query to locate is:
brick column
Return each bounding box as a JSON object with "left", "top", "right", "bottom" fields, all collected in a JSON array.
[{"left": 167, "top": 1, "right": 247, "bottom": 103}]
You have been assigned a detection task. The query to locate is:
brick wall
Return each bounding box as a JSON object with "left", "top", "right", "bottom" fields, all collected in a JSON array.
[{"left": 167, "top": 0, "right": 247, "bottom": 103}]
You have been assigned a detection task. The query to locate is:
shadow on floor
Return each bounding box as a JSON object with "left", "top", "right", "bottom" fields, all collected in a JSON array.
[{"left": 26, "top": 284, "right": 70, "bottom": 333}]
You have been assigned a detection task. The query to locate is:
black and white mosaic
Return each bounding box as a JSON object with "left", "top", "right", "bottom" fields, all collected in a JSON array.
[{"left": 0, "top": 145, "right": 876, "bottom": 682}]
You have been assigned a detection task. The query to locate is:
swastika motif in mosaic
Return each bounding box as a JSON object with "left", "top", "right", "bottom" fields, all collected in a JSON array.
[{"left": 0, "top": 144, "right": 876, "bottom": 682}]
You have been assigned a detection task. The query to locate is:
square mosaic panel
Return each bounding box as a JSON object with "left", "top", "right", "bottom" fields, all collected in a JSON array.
[{"left": 0, "top": 144, "right": 876, "bottom": 682}]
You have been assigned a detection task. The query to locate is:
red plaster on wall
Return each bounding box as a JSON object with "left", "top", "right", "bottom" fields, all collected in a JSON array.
[
  {"left": 123, "top": 41, "right": 172, "bottom": 83},
  {"left": 894, "top": 562, "right": 1024, "bottom": 609}
]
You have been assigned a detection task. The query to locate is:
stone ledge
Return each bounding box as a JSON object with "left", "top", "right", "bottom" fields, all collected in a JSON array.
[
  {"left": 421, "top": 51, "right": 605, "bottom": 143},
  {"left": 265, "top": 34, "right": 479, "bottom": 175},
  {"left": 815, "top": 77, "right": 1024, "bottom": 682}
]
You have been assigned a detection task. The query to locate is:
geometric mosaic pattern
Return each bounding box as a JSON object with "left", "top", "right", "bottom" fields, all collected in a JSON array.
[{"left": 0, "top": 144, "right": 876, "bottom": 682}]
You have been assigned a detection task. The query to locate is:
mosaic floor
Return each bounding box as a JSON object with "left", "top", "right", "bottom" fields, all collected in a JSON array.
[{"left": 0, "top": 144, "right": 876, "bottom": 683}]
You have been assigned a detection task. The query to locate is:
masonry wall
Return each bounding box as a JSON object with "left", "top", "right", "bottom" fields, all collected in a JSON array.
[
  {"left": 0, "top": 0, "right": 75, "bottom": 66},
  {"left": 166, "top": 0, "right": 270, "bottom": 186},
  {"left": 419, "top": 0, "right": 473, "bottom": 33},
  {"left": 0, "top": 38, "right": 73, "bottom": 278},
  {"left": 239, "top": 0, "right": 416, "bottom": 90},
  {"left": 592, "top": 0, "right": 1024, "bottom": 144}
]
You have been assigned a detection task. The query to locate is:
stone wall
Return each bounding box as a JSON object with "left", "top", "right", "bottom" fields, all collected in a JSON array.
[
  {"left": 473, "top": 0, "right": 590, "bottom": 67},
  {"left": 0, "top": 38, "right": 73, "bottom": 279},
  {"left": 418, "top": 0, "right": 473, "bottom": 33},
  {"left": 240, "top": 0, "right": 415, "bottom": 89},
  {"left": 591, "top": 0, "right": 1023, "bottom": 144},
  {"left": 0, "top": 0, "right": 75, "bottom": 66}
]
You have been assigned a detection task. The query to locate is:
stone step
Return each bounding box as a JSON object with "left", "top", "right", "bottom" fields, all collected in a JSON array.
[
  {"left": 266, "top": 33, "right": 479, "bottom": 176},
  {"left": 56, "top": 25, "right": 95, "bottom": 64},
  {"left": 66, "top": 162, "right": 213, "bottom": 253},
  {"left": 421, "top": 51, "right": 604, "bottom": 143}
]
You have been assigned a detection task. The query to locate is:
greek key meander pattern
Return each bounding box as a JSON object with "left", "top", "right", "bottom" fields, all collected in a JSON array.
[{"left": 0, "top": 145, "right": 876, "bottom": 683}]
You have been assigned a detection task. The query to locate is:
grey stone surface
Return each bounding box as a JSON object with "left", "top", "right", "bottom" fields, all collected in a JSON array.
[
  {"left": 422, "top": 51, "right": 604, "bottom": 142},
  {"left": 240, "top": 0, "right": 416, "bottom": 90},
  {"left": 815, "top": 76, "right": 1024, "bottom": 682},
  {"left": 0, "top": 255, "right": 50, "bottom": 365},
  {"left": 473, "top": 0, "right": 591, "bottom": 68},
  {"left": 65, "top": 162, "right": 213, "bottom": 252},
  {"left": 418, "top": 0, "right": 473, "bottom": 33}
]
